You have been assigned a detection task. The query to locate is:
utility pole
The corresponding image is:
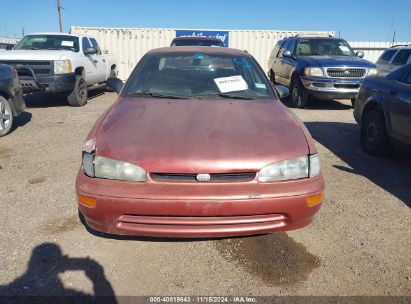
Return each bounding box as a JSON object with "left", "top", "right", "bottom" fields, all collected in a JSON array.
[{"left": 57, "top": 0, "right": 63, "bottom": 32}]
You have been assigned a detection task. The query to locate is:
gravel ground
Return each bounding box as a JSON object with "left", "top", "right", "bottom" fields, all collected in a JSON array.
[{"left": 0, "top": 91, "right": 410, "bottom": 300}]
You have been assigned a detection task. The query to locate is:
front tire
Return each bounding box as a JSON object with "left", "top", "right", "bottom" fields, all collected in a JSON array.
[
  {"left": 67, "top": 76, "right": 88, "bottom": 107},
  {"left": 290, "top": 78, "right": 309, "bottom": 108},
  {"left": 0, "top": 96, "right": 13, "bottom": 137},
  {"left": 360, "top": 110, "right": 389, "bottom": 156}
]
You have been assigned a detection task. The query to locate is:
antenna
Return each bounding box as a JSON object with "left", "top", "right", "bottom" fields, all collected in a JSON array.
[
  {"left": 392, "top": 30, "right": 396, "bottom": 46},
  {"left": 57, "top": 0, "right": 64, "bottom": 32}
]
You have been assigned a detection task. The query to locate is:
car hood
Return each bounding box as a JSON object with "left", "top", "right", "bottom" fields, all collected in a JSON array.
[
  {"left": 95, "top": 98, "right": 310, "bottom": 173},
  {"left": 0, "top": 50, "right": 75, "bottom": 61},
  {"left": 299, "top": 55, "right": 375, "bottom": 68}
]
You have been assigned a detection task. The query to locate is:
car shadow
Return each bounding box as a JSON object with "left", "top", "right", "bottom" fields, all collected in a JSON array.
[
  {"left": 0, "top": 243, "right": 117, "bottom": 302},
  {"left": 307, "top": 98, "right": 352, "bottom": 110},
  {"left": 7, "top": 111, "right": 32, "bottom": 135},
  {"left": 24, "top": 88, "right": 107, "bottom": 108},
  {"left": 280, "top": 98, "right": 352, "bottom": 110},
  {"left": 305, "top": 121, "right": 411, "bottom": 208}
]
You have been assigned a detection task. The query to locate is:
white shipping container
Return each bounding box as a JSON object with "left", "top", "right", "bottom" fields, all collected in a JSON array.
[{"left": 71, "top": 26, "right": 334, "bottom": 80}]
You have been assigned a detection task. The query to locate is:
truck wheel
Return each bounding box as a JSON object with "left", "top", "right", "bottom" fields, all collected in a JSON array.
[
  {"left": 360, "top": 110, "right": 389, "bottom": 156},
  {"left": 290, "top": 78, "right": 309, "bottom": 108},
  {"left": 67, "top": 76, "right": 88, "bottom": 107},
  {"left": 0, "top": 96, "right": 13, "bottom": 137}
]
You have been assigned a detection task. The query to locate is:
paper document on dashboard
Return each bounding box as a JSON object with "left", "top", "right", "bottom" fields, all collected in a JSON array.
[{"left": 214, "top": 75, "right": 248, "bottom": 93}]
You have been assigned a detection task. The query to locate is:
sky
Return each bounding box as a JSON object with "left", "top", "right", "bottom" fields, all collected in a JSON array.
[{"left": 1, "top": 0, "right": 411, "bottom": 42}]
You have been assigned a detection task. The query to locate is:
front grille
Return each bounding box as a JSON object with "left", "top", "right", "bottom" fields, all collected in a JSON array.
[
  {"left": 326, "top": 68, "right": 366, "bottom": 78},
  {"left": 0, "top": 60, "right": 52, "bottom": 74},
  {"left": 151, "top": 172, "right": 256, "bottom": 182}
]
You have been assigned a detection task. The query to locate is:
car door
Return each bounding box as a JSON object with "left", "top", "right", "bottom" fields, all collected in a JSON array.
[
  {"left": 386, "top": 65, "right": 411, "bottom": 144},
  {"left": 89, "top": 38, "right": 107, "bottom": 83},
  {"left": 268, "top": 41, "right": 282, "bottom": 76},
  {"left": 81, "top": 37, "right": 99, "bottom": 84},
  {"left": 273, "top": 39, "right": 290, "bottom": 86},
  {"left": 281, "top": 39, "right": 297, "bottom": 87}
]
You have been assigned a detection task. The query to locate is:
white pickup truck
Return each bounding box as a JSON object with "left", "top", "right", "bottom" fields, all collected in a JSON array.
[{"left": 0, "top": 32, "right": 117, "bottom": 106}]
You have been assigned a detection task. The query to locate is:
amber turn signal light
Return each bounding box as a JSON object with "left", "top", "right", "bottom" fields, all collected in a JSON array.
[
  {"left": 77, "top": 194, "right": 97, "bottom": 207},
  {"left": 306, "top": 192, "right": 324, "bottom": 206}
]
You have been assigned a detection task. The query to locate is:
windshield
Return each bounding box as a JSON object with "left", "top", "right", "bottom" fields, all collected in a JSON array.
[
  {"left": 171, "top": 39, "right": 225, "bottom": 47},
  {"left": 14, "top": 35, "right": 79, "bottom": 52},
  {"left": 123, "top": 52, "right": 274, "bottom": 100},
  {"left": 296, "top": 38, "right": 355, "bottom": 56}
]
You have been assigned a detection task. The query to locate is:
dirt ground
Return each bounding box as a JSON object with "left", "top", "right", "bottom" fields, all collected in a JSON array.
[{"left": 0, "top": 91, "right": 410, "bottom": 301}]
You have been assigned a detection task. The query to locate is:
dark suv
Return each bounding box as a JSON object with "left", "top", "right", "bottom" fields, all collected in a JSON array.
[{"left": 268, "top": 36, "right": 376, "bottom": 108}]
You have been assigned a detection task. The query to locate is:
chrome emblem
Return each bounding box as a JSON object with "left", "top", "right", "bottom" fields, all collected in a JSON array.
[
  {"left": 344, "top": 70, "right": 351, "bottom": 75},
  {"left": 196, "top": 173, "right": 211, "bottom": 182}
]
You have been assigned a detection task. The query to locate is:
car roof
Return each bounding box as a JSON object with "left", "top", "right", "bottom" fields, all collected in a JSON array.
[
  {"left": 172, "top": 37, "right": 222, "bottom": 41},
  {"left": 27, "top": 32, "right": 78, "bottom": 36},
  {"left": 389, "top": 44, "right": 411, "bottom": 49},
  {"left": 25, "top": 32, "right": 93, "bottom": 38},
  {"left": 148, "top": 46, "right": 248, "bottom": 56},
  {"left": 293, "top": 36, "right": 341, "bottom": 40}
]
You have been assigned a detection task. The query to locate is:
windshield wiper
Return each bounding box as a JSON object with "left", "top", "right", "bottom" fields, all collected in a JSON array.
[
  {"left": 127, "top": 91, "right": 191, "bottom": 99},
  {"left": 218, "top": 93, "right": 257, "bottom": 100},
  {"left": 197, "top": 92, "right": 257, "bottom": 100}
]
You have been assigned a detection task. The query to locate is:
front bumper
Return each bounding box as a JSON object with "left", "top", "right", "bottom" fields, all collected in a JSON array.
[
  {"left": 17, "top": 68, "right": 75, "bottom": 93},
  {"left": 301, "top": 77, "right": 363, "bottom": 99},
  {"left": 76, "top": 170, "right": 324, "bottom": 238}
]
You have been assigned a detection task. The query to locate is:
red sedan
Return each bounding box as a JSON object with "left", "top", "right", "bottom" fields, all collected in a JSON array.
[{"left": 76, "top": 46, "right": 324, "bottom": 238}]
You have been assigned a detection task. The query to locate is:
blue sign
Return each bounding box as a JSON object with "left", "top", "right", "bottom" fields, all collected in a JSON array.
[{"left": 175, "top": 30, "right": 229, "bottom": 47}]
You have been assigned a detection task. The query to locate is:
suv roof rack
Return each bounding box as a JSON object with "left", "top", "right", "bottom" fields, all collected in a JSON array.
[
  {"left": 390, "top": 44, "right": 411, "bottom": 48},
  {"left": 294, "top": 34, "right": 333, "bottom": 38}
]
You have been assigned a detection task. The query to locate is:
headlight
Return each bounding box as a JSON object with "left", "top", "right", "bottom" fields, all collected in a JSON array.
[
  {"left": 94, "top": 156, "right": 147, "bottom": 182},
  {"left": 258, "top": 154, "right": 320, "bottom": 182},
  {"left": 54, "top": 60, "right": 72, "bottom": 74},
  {"left": 81, "top": 138, "right": 146, "bottom": 182},
  {"left": 304, "top": 67, "right": 324, "bottom": 77},
  {"left": 368, "top": 68, "right": 378, "bottom": 76}
]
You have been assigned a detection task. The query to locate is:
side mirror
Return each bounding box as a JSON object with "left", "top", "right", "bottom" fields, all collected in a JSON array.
[
  {"left": 274, "top": 85, "right": 289, "bottom": 99},
  {"left": 5, "top": 45, "right": 13, "bottom": 51},
  {"left": 84, "top": 47, "right": 98, "bottom": 55},
  {"left": 106, "top": 77, "right": 124, "bottom": 94},
  {"left": 282, "top": 50, "right": 293, "bottom": 59},
  {"left": 356, "top": 51, "right": 364, "bottom": 58}
]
